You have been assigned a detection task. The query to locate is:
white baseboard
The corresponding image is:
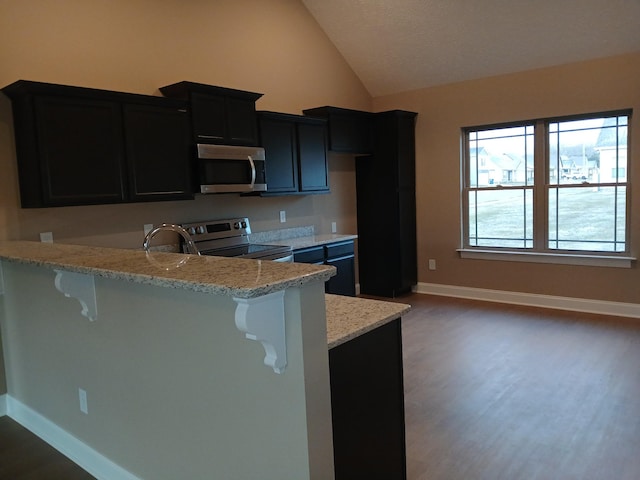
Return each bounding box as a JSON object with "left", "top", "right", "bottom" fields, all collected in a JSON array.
[
  {"left": 6, "top": 396, "right": 140, "bottom": 480},
  {"left": 0, "top": 394, "right": 6, "bottom": 417},
  {"left": 414, "top": 282, "right": 640, "bottom": 319}
]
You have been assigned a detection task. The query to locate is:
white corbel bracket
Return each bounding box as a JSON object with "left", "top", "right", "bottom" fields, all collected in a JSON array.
[
  {"left": 233, "top": 290, "right": 286, "bottom": 374},
  {"left": 54, "top": 269, "right": 97, "bottom": 321}
]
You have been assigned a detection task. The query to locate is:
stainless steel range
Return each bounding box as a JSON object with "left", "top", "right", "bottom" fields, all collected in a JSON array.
[{"left": 181, "top": 217, "right": 293, "bottom": 262}]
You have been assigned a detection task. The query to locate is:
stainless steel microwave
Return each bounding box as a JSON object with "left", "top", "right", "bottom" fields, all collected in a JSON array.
[{"left": 197, "top": 144, "right": 267, "bottom": 194}]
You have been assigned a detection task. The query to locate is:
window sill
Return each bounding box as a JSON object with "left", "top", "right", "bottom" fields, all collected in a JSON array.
[{"left": 457, "top": 249, "right": 635, "bottom": 268}]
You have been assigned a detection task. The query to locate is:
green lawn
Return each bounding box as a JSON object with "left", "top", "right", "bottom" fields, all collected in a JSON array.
[{"left": 469, "top": 187, "right": 626, "bottom": 251}]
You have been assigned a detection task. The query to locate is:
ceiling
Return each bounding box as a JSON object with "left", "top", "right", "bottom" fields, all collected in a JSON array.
[{"left": 301, "top": 0, "right": 640, "bottom": 97}]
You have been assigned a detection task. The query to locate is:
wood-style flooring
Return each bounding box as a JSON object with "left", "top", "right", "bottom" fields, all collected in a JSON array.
[
  {"left": 399, "top": 293, "right": 640, "bottom": 480},
  {"left": 1, "top": 292, "right": 639, "bottom": 479},
  {"left": 0, "top": 416, "right": 94, "bottom": 479}
]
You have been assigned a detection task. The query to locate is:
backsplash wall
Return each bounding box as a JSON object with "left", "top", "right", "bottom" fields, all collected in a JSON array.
[
  {"left": 0, "top": 0, "right": 371, "bottom": 396},
  {"left": 0, "top": 0, "right": 370, "bottom": 247}
]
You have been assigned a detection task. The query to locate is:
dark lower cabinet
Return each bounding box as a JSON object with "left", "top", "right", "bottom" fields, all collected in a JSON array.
[
  {"left": 325, "top": 241, "right": 356, "bottom": 296},
  {"left": 293, "top": 240, "right": 355, "bottom": 296},
  {"left": 329, "top": 318, "right": 406, "bottom": 480}
]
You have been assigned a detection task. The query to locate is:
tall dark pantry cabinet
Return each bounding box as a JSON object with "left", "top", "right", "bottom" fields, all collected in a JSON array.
[{"left": 356, "top": 110, "right": 417, "bottom": 297}]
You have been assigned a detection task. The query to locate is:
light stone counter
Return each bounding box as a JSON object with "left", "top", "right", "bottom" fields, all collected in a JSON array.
[
  {"left": 265, "top": 234, "right": 358, "bottom": 251},
  {"left": 325, "top": 294, "right": 410, "bottom": 349},
  {"left": 247, "top": 226, "right": 356, "bottom": 251},
  {"left": 0, "top": 241, "right": 335, "bottom": 299}
]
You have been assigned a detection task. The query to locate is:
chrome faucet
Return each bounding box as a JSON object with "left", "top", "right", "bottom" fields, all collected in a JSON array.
[{"left": 143, "top": 223, "right": 201, "bottom": 256}]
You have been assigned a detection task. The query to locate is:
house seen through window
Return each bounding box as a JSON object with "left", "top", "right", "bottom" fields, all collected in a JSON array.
[{"left": 463, "top": 111, "right": 630, "bottom": 255}]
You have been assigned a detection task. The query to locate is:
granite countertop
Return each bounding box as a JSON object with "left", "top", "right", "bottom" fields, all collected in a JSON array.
[
  {"left": 325, "top": 294, "right": 410, "bottom": 349},
  {"left": 0, "top": 241, "right": 335, "bottom": 299},
  {"left": 247, "top": 225, "right": 356, "bottom": 251},
  {"left": 266, "top": 234, "right": 358, "bottom": 250}
]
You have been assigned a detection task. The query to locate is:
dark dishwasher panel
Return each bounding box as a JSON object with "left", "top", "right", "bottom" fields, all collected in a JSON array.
[
  {"left": 293, "top": 240, "right": 356, "bottom": 296},
  {"left": 325, "top": 241, "right": 355, "bottom": 296}
]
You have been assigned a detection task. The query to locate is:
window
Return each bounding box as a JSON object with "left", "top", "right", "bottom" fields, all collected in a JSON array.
[{"left": 462, "top": 111, "right": 631, "bottom": 260}]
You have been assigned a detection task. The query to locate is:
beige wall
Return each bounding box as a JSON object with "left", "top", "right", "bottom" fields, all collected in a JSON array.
[
  {"left": 374, "top": 52, "right": 640, "bottom": 304},
  {"left": 0, "top": 0, "right": 369, "bottom": 400},
  {"left": 0, "top": 0, "right": 370, "bottom": 248},
  {"left": 2, "top": 261, "right": 334, "bottom": 478}
]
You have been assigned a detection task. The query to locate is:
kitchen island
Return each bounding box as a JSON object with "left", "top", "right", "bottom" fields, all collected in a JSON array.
[{"left": 0, "top": 241, "right": 409, "bottom": 480}]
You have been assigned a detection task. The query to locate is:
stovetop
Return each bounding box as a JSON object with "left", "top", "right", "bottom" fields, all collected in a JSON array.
[{"left": 181, "top": 217, "right": 292, "bottom": 260}]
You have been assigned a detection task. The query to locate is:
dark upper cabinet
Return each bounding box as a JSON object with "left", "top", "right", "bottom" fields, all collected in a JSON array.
[
  {"left": 298, "top": 121, "right": 329, "bottom": 192},
  {"left": 303, "top": 106, "right": 373, "bottom": 154},
  {"left": 33, "top": 95, "right": 126, "bottom": 206},
  {"left": 160, "top": 81, "right": 262, "bottom": 146},
  {"left": 258, "top": 113, "right": 298, "bottom": 193},
  {"left": 2, "top": 80, "right": 193, "bottom": 208},
  {"left": 123, "top": 103, "right": 192, "bottom": 202},
  {"left": 258, "top": 112, "right": 329, "bottom": 195}
]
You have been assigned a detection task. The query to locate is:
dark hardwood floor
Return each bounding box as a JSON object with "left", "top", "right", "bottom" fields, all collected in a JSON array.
[
  {"left": 399, "top": 293, "right": 640, "bottom": 480},
  {"left": 1, "top": 293, "right": 639, "bottom": 479},
  {"left": 0, "top": 416, "right": 95, "bottom": 479}
]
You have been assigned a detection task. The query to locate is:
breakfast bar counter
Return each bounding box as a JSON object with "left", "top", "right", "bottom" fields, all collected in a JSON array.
[
  {"left": 325, "top": 293, "right": 410, "bottom": 348},
  {"left": 0, "top": 240, "right": 336, "bottom": 479},
  {"left": 0, "top": 240, "right": 410, "bottom": 480},
  {"left": 0, "top": 240, "right": 334, "bottom": 299}
]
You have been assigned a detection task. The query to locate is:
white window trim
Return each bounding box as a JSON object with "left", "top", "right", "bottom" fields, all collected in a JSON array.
[
  {"left": 462, "top": 110, "right": 632, "bottom": 260},
  {"left": 458, "top": 248, "right": 635, "bottom": 268}
]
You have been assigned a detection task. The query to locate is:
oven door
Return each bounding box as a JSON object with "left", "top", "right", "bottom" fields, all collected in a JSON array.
[
  {"left": 259, "top": 251, "right": 294, "bottom": 262},
  {"left": 197, "top": 144, "right": 267, "bottom": 193}
]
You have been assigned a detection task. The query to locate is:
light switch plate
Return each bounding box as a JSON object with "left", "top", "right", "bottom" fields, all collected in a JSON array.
[{"left": 40, "top": 232, "right": 53, "bottom": 243}]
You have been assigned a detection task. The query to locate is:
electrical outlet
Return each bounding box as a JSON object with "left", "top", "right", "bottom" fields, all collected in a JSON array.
[
  {"left": 143, "top": 224, "right": 154, "bottom": 236},
  {"left": 331, "top": 222, "right": 337, "bottom": 233},
  {"left": 279, "top": 210, "right": 286, "bottom": 223},
  {"left": 78, "top": 388, "right": 88, "bottom": 414},
  {"left": 428, "top": 259, "right": 437, "bottom": 271},
  {"left": 40, "top": 231, "right": 53, "bottom": 243}
]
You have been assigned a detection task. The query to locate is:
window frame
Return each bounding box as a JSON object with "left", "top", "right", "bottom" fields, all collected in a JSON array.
[{"left": 460, "top": 110, "right": 634, "bottom": 267}]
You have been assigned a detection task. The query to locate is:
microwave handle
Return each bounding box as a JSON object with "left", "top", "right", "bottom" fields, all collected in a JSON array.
[{"left": 247, "top": 155, "right": 256, "bottom": 188}]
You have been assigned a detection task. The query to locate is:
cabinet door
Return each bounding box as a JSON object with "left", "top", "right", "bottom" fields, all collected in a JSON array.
[
  {"left": 298, "top": 122, "right": 329, "bottom": 192},
  {"left": 226, "top": 97, "right": 259, "bottom": 146},
  {"left": 123, "top": 103, "right": 193, "bottom": 202},
  {"left": 191, "top": 93, "right": 258, "bottom": 146},
  {"left": 325, "top": 241, "right": 356, "bottom": 296},
  {"left": 190, "top": 92, "right": 226, "bottom": 143},
  {"left": 303, "top": 107, "right": 373, "bottom": 154},
  {"left": 293, "top": 245, "right": 324, "bottom": 264},
  {"left": 325, "top": 255, "right": 356, "bottom": 296},
  {"left": 34, "top": 96, "right": 125, "bottom": 206},
  {"left": 260, "top": 116, "right": 299, "bottom": 193},
  {"left": 329, "top": 319, "right": 406, "bottom": 479},
  {"left": 328, "top": 111, "right": 373, "bottom": 154}
]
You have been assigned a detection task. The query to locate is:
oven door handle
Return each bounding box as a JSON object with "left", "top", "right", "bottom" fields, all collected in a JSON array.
[{"left": 247, "top": 154, "right": 256, "bottom": 189}]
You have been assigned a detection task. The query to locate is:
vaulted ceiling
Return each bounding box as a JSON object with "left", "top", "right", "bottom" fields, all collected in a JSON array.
[{"left": 302, "top": 0, "right": 640, "bottom": 97}]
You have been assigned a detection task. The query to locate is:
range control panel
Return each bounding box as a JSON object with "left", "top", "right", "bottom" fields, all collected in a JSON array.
[{"left": 181, "top": 217, "right": 251, "bottom": 241}]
